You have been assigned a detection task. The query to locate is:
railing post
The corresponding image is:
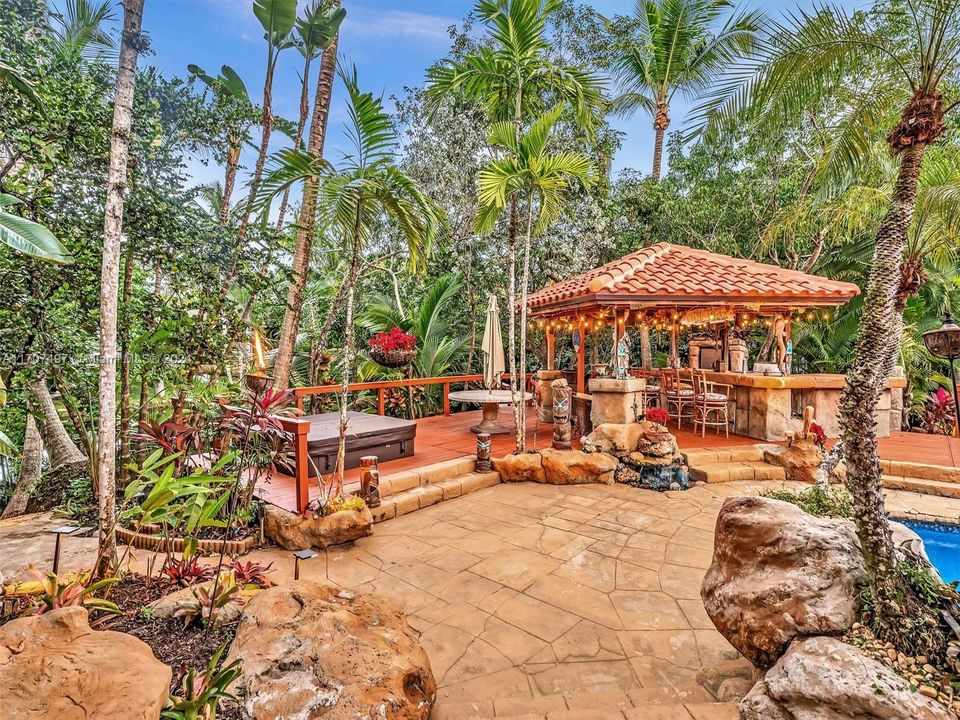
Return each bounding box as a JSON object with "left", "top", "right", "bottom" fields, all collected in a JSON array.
[
  {"left": 377, "top": 387, "right": 385, "bottom": 415},
  {"left": 295, "top": 394, "right": 304, "bottom": 412},
  {"left": 443, "top": 382, "right": 451, "bottom": 416}
]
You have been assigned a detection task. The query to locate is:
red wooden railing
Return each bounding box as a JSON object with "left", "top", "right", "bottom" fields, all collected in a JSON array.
[{"left": 277, "top": 374, "right": 534, "bottom": 512}]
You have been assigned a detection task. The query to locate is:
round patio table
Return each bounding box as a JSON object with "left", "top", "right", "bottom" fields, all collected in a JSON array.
[{"left": 448, "top": 389, "right": 534, "bottom": 434}]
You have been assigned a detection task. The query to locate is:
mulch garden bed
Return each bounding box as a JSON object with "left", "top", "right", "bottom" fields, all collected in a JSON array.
[{"left": 99, "top": 573, "right": 246, "bottom": 719}]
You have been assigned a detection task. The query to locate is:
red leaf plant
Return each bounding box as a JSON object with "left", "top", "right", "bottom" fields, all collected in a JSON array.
[{"left": 369, "top": 327, "right": 416, "bottom": 353}]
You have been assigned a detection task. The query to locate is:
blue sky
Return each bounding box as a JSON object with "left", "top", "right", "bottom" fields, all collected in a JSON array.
[{"left": 137, "top": 0, "right": 863, "bottom": 186}]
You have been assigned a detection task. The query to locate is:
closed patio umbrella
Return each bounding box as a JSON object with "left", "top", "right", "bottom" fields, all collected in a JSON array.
[{"left": 481, "top": 293, "right": 505, "bottom": 390}]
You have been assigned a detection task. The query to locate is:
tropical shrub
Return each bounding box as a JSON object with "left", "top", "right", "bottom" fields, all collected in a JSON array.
[
  {"left": 918, "top": 387, "right": 955, "bottom": 436},
  {"left": 161, "top": 641, "right": 242, "bottom": 720},
  {"left": 173, "top": 572, "right": 243, "bottom": 627},
  {"left": 162, "top": 556, "right": 218, "bottom": 587}
]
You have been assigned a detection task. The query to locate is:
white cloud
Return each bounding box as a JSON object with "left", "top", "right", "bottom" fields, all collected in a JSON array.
[{"left": 342, "top": 6, "right": 455, "bottom": 43}]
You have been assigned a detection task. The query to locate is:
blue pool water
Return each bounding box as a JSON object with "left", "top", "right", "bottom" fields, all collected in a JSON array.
[{"left": 902, "top": 520, "right": 960, "bottom": 584}]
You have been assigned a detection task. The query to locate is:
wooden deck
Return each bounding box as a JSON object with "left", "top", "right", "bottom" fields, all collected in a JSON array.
[{"left": 256, "top": 406, "right": 960, "bottom": 512}]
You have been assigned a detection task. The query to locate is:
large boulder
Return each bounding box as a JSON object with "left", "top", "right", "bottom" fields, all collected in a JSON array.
[
  {"left": 0, "top": 606, "right": 171, "bottom": 720},
  {"left": 581, "top": 422, "right": 649, "bottom": 455},
  {"left": 494, "top": 450, "right": 618, "bottom": 485},
  {"left": 493, "top": 453, "right": 547, "bottom": 483},
  {"left": 227, "top": 580, "right": 435, "bottom": 720},
  {"left": 540, "top": 448, "right": 618, "bottom": 484},
  {"left": 740, "top": 636, "right": 952, "bottom": 720},
  {"left": 701, "top": 496, "right": 867, "bottom": 669},
  {"left": 264, "top": 504, "right": 373, "bottom": 551}
]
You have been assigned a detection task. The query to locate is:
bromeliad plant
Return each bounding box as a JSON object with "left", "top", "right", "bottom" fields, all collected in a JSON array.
[
  {"left": 161, "top": 641, "right": 243, "bottom": 720},
  {"left": 27, "top": 567, "right": 120, "bottom": 619},
  {"left": 162, "top": 556, "right": 218, "bottom": 588},
  {"left": 645, "top": 407, "right": 671, "bottom": 430},
  {"left": 173, "top": 572, "right": 243, "bottom": 627},
  {"left": 228, "top": 558, "right": 274, "bottom": 587}
]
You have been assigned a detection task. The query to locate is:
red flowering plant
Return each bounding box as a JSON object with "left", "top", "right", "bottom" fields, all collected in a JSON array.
[
  {"left": 919, "top": 387, "right": 956, "bottom": 436},
  {"left": 808, "top": 421, "right": 827, "bottom": 452},
  {"left": 646, "top": 408, "right": 671, "bottom": 429},
  {"left": 369, "top": 327, "right": 416, "bottom": 353}
]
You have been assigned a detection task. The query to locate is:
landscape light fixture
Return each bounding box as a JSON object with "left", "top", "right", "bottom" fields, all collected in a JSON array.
[
  {"left": 293, "top": 549, "right": 318, "bottom": 580},
  {"left": 922, "top": 312, "right": 960, "bottom": 435},
  {"left": 49, "top": 525, "right": 81, "bottom": 574}
]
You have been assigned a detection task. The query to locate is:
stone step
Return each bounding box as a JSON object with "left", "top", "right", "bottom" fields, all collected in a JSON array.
[
  {"left": 881, "top": 459, "right": 960, "bottom": 484},
  {"left": 373, "top": 456, "right": 479, "bottom": 498},
  {"left": 368, "top": 470, "right": 500, "bottom": 523},
  {"left": 433, "top": 689, "right": 737, "bottom": 719},
  {"left": 684, "top": 446, "right": 765, "bottom": 465},
  {"left": 883, "top": 475, "right": 960, "bottom": 499},
  {"left": 689, "top": 460, "right": 785, "bottom": 484}
]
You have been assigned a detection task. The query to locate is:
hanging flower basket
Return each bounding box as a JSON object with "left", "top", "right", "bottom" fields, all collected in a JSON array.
[
  {"left": 370, "top": 347, "right": 417, "bottom": 368},
  {"left": 369, "top": 328, "right": 417, "bottom": 368}
]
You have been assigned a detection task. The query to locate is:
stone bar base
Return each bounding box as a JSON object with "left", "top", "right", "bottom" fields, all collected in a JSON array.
[
  {"left": 697, "top": 371, "right": 906, "bottom": 441},
  {"left": 589, "top": 377, "right": 646, "bottom": 426}
]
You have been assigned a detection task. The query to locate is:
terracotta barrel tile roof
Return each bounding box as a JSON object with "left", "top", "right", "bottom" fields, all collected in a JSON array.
[{"left": 527, "top": 242, "right": 859, "bottom": 310}]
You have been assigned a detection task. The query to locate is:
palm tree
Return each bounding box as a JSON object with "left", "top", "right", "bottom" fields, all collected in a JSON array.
[
  {"left": 260, "top": 65, "right": 443, "bottom": 493},
  {"left": 477, "top": 105, "right": 592, "bottom": 452},
  {"left": 187, "top": 64, "right": 251, "bottom": 223},
  {"left": 609, "top": 0, "right": 761, "bottom": 180},
  {"left": 609, "top": 0, "right": 760, "bottom": 367},
  {"left": 95, "top": 0, "right": 146, "bottom": 579},
  {"left": 51, "top": 0, "right": 117, "bottom": 62},
  {"left": 272, "top": 1, "right": 346, "bottom": 390},
  {"left": 273, "top": 1, "right": 345, "bottom": 229},
  {"left": 427, "top": 0, "right": 604, "bottom": 450},
  {"left": 234, "top": 0, "right": 297, "bottom": 247},
  {"left": 702, "top": 0, "right": 960, "bottom": 654}
]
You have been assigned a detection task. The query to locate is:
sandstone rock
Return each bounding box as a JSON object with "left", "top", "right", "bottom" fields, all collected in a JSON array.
[
  {"left": 635, "top": 431, "right": 679, "bottom": 459},
  {"left": 493, "top": 453, "right": 547, "bottom": 483},
  {"left": 540, "top": 448, "right": 617, "bottom": 485},
  {"left": 698, "top": 657, "right": 756, "bottom": 701},
  {"left": 701, "top": 496, "right": 867, "bottom": 669},
  {"left": 149, "top": 579, "right": 258, "bottom": 623},
  {"left": 264, "top": 504, "right": 373, "bottom": 551},
  {"left": 763, "top": 440, "right": 847, "bottom": 485},
  {"left": 581, "top": 422, "right": 653, "bottom": 455},
  {"left": 740, "top": 636, "right": 952, "bottom": 720},
  {"left": 228, "top": 580, "right": 436, "bottom": 720},
  {"left": 0, "top": 606, "right": 171, "bottom": 720}
]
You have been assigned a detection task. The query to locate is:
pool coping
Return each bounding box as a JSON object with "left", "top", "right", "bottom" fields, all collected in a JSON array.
[{"left": 890, "top": 511, "right": 960, "bottom": 528}]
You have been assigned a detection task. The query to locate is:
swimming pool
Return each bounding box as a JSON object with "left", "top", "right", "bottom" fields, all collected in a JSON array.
[{"left": 901, "top": 520, "right": 960, "bottom": 584}]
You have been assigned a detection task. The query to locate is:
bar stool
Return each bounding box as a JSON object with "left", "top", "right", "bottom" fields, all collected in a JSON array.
[
  {"left": 641, "top": 369, "right": 661, "bottom": 411},
  {"left": 692, "top": 369, "right": 732, "bottom": 438},
  {"left": 663, "top": 370, "right": 694, "bottom": 429}
]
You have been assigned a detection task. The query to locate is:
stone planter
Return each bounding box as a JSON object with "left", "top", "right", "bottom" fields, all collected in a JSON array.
[
  {"left": 115, "top": 526, "right": 258, "bottom": 555},
  {"left": 263, "top": 505, "right": 374, "bottom": 551}
]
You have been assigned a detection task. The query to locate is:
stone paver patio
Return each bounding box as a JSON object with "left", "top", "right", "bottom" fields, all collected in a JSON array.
[{"left": 4, "top": 478, "right": 959, "bottom": 719}]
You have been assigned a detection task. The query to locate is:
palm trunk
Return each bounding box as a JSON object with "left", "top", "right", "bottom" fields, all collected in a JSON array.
[
  {"left": 220, "top": 139, "right": 240, "bottom": 223},
  {"left": 273, "top": 27, "right": 340, "bottom": 391},
  {"left": 31, "top": 379, "right": 85, "bottom": 471},
  {"left": 651, "top": 125, "right": 665, "bottom": 181},
  {"left": 333, "top": 234, "right": 364, "bottom": 496},
  {"left": 274, "top": 55, "right": 314, "bottom": 232},
  {"left": 506, "top": 197, "right": 520, "bottom": 453},
  {"left": 118, "top": 241, "right": 135, "bottom": 486},
  {"left": 236, "top": 45, "right": 278, "bottom": 247},
  {"left": 1, "top": 414, "right": 41, "bottom": 519},
  {"left": 465, "top": 242, "right": 478, "bottom": 374},
  {"left": 51, "top": 371, "right": 91, "bottom": 458},
  {"left": 517, "top": 192, "right": 535, "bottom": 452},
  {"left": 95, "top": 0, "right": 145, "bottom": 579},
  {"left": 838, "top": 141, "right": 942, "bottom": 655}
]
